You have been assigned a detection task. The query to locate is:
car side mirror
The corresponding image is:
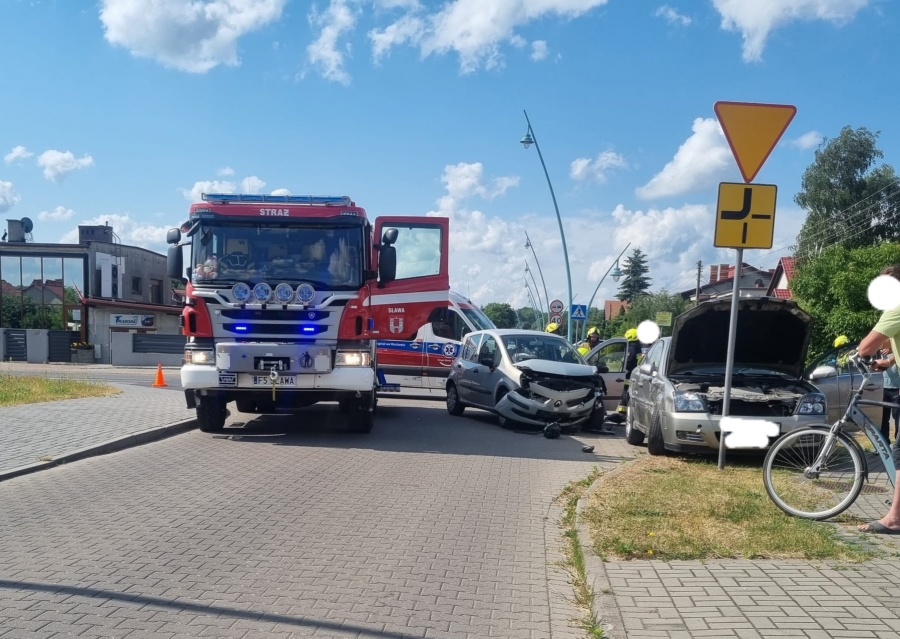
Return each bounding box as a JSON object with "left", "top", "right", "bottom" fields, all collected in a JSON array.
[
  {"left": 480, "top": 356, "right": 494, "bottom": 368},
  {"left": 639, "top": 363, "right": 652, "bottom": 375},
  {"left": 166, "top": 228, "right": 181, "bottom": 245},
  {"left": 596, "top": 365, "right": 609, "bottom": 374},
  {"left": 809, "top": 365, "right": 839, "bottom": 380}
]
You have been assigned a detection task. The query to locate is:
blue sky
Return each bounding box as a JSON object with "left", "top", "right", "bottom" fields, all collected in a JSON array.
[{"left": 0, "top": 0, "right": 897, "bottom": 309}]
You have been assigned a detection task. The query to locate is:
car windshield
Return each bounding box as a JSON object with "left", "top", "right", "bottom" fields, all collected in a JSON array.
[
  {"left": 502, "top": 334, "right": 583, "bottom": 364},
  {"left": 191, "top": 221, "right": 364, "bottom": 289},
  {"left": 461, "top": 306, "right": 495, "bottom": 330}
]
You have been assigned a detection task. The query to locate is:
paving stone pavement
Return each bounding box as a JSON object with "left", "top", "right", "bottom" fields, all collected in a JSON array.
[
  {"left": 0, "top": 400, "right": 633, "bottom": 639},
  {"left": 0, "top": 382, "right": 191, "bottom": 474}
]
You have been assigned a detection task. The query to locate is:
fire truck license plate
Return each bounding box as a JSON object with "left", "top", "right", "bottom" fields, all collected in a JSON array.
[{"left": 252, "top": 375, "right": 297, "bottom": 387}]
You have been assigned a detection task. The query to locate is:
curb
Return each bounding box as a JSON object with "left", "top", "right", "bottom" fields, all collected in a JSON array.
[
  {"left": 0, "top": 418, "right": 198, "bottom": 483},
  {"left": 575, "top": 463, "right": 635, "bottom": 639}
]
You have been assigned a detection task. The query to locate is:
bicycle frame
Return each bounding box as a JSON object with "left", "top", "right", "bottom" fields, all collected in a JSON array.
[{"left": 809, "top": 352, "right": 896, "bottom": 489}]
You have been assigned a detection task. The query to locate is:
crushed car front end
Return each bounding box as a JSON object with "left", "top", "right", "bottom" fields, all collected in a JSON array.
[{"left": 495, "top": 360, "right": 602, "bottom": 429}]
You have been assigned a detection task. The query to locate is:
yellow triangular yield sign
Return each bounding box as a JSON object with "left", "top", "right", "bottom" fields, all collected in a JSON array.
[{"left": 714, "top": 101, "right": 797, "bottom": 183}]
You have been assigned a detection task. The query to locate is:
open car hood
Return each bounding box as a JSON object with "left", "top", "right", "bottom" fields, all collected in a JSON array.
[
  {"left": 667, "top": 297, "right": 813, "bottom": 379},
  {"left": 514, "top": 359, "right": 597, "bottom": 378}
]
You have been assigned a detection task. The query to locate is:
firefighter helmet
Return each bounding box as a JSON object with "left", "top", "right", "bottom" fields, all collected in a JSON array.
[{"left": 624, "top": 328, "right": 638, "bottom": 342}]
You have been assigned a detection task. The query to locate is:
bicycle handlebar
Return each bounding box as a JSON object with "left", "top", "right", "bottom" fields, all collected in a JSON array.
[{"left": 848, "top": 350, "right": 875, "bottom": 395}]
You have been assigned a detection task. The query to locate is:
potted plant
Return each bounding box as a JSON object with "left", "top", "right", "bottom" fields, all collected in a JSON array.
[{"left": 71, "top": 341, "right": 94, "bottom": 364}]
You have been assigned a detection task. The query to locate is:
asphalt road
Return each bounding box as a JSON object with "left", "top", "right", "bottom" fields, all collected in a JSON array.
[{"left": 0, "top": 398, "right": 631, "bottom": 638}]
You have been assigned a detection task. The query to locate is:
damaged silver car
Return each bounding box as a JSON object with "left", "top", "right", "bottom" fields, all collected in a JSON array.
[
  {"left": 445, "top": 329, "right": 605, "bottom": 434},
  {"left": 625, "top": 297, "right": 828, "bottom": 455}
]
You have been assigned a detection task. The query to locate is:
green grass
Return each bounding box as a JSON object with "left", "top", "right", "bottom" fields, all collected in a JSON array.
[
  {"left": 0, "top": 374, "right": 117, "bottom": 407},
  {"left": 556, "top": 469, "right": 605, "bottom": 638},
  {"left": 581, "top": 456, "right": 874, "bottom": 562}
]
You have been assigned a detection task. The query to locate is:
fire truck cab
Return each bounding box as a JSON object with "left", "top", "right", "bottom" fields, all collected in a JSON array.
[{"left": 166, "top": 193, "right": 451, "bottom": 434}]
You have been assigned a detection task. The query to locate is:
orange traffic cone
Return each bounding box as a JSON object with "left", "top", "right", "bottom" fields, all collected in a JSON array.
[{"left": 152, "top": 364, "right": 168, "bottom": 388}]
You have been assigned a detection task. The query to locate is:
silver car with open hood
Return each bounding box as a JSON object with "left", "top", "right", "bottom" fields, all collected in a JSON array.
[
  {"left": 445, "top": 329, "right": 604, "bottom": 432},
  {"left": 625, "top": 297, "right": 828, "bottom": 455}
]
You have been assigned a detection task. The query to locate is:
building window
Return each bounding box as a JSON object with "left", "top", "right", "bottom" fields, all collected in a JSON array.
[
  {"left": 132, "top": 277, "right": 143, "bottom": 295},
  {"left": 150, "top": 279, "right": 162, "bottom": 304}
]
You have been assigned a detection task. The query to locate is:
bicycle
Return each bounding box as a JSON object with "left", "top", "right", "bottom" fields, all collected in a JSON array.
[{"left": 763, "top": 351, "right": 898, "bottom": 520}]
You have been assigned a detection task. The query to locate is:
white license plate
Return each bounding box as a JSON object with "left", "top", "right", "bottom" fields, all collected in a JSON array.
[{"left": 252, "top": 375, "right": 296, "bottom": 387}]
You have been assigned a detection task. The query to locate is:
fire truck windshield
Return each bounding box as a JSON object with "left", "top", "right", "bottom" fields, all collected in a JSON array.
[{"left": 191, "top": 221, "right": 363, "bottom": 290}]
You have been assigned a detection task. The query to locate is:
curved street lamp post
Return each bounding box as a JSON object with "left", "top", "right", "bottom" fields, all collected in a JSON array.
[
  {"left": 524, "top": 279, "right": 544, "bottom": 328},
  {"left": 521, "top": 111, "right": 575, "bottom": 342},
  {"left": 525, "top": 262, "right": 545, "bottom": 320},
  {"left": 524, "top": 230, "right": 551, "bottom": 320},
  {"left": 581, "top": 243, "right": 631, "bottom": 342}
]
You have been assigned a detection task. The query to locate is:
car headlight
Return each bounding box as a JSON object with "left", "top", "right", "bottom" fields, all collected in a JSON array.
[
  {"left": 186, "top": 350, "right": 214, "bottom": 365},
  {"left": 673, "top": 390, "right": 707, "bottom": 413},
  {"left": 796, "top": 393, "right": 826, "bottom": 415},
  {"left": 335, "top": 351, "right": 371, "bottom": 367}
]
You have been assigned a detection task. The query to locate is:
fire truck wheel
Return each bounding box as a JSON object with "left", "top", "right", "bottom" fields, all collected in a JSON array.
[
  {"left": 338, "top": 398, "right": 353, "bottom": 414},
  {"left": 348, "top": 394, "right": 374, "bottom": 433},
  {"left": 236, "top": 397, "right": 256, "bottom": 413},
  {"left": 197, "top": 398, "right": 227, "bottom": 433}
]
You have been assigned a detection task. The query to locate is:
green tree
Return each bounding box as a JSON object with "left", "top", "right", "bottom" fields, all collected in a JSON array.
[
  {"left": 616, "top": 248, "right": 651, "bottom": 303},
  {"left": 605, "top": 290, "right": 687, "bottom": 339},
  {"left": 515, "top": 307, "right": 539, "bottom": 330},
  {"left": 482, "top": 302, "right": 518, "bottom": 329},
  {"left": 794, "top": 127, "right": 900, "bottom": 257},
  {"left": 791, "top": 242, "right": 900, "bottom": 361}
]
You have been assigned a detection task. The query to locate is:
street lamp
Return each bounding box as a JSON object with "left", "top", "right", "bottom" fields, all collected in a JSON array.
[
  {"left": 581, "top": 244, "right": 632, "bottom": 342},
  {"left": 524, "top": 279, "right": 544, "bottom": 327},
  {"left": 520, "top": 110, "right": 574, "bottom": 343},
  {"left": 524, "top": 230, "right": 551, "bottom": 320},
  {"left": 525, "top": 262, "right": 546, "bottom": 321}
]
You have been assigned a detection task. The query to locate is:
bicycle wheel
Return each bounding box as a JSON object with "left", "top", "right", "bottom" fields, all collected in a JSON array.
[{"left": 763, "top": 428, "right": 864, "bottom": 520}]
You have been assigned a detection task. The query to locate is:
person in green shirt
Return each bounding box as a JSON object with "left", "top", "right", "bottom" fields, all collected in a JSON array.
[{"left": 858, "top": 265, "right": 900, "bottom": 534}]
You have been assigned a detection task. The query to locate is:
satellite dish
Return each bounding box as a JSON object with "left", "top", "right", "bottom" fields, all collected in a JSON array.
[{"left": 20, "top": 217, "right": 33, "bottom": 234}]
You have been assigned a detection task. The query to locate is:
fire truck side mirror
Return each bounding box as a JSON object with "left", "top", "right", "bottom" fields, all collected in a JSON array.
[
  {"left": 167, "top": 245, "right": 185, "bottom": 282},
  {"left": 382, "top": 228, "right": 399, "bottom": 246},
  {"left": 378, "top": 245, "right": 397, "bottom": 286},
  {"left": 166, "top": 228, "right": 181, "bottom": 245}
]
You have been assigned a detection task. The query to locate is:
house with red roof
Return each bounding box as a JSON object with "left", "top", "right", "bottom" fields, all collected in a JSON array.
[{"left": 766, "top": 257, "right": 797, "bottom": 300}]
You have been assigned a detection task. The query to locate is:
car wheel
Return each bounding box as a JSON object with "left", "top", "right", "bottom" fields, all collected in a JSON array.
[
  {"left": 446, "top": 383, "right": 465, "bottom": 416},
  {"left": 625, "top": 406, "right": 645, "bottom": 445},
  {"left": 647, "top": 411, "right": 666, "bottom": 456}
]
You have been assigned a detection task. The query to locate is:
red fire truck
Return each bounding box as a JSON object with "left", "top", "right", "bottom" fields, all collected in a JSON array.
[{"left": 166, "top": 193, "right": 452, "bottom": 433}]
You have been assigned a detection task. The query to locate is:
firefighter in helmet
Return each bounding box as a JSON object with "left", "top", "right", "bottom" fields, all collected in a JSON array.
[
  {"left": 545, "top": 322, "right": 561, "bottom": 335},
  {"left": 576, "top": 326, "right": 602, "bottom": 357},
  {"left": 616, "top": 328, "right": 642, "bottom": 418}
]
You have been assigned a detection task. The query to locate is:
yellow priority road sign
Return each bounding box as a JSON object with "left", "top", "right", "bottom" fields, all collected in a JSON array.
[{"left": 714, "top": 183, "right": 777, "bottom": 249}]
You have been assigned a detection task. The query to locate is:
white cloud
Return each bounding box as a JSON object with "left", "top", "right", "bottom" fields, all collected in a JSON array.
[
  {"left": 570, "top": 151, "right": 627, "bottom": 183},
  {"left": 790, "top": 130, "right": 824, "bottom": 150},
  {"left": 306, "top": 0, "right": 358, "bottom": 84},
  {"left": 368, "top": 0, "right": 608, "bottom": 74},
  {"left": 422, "top": 162, "right": 728, "bottom": 309},
  {"left": 4, "top": 146, "right": 33, "bottom": 164},
  {"left": 635, "top": 118, "right": 733, "bottom": 200},
  {"left": 99, "top": 0, "right": 286, "bottom": 73},
  {"left": 217, "top": 166, "right": 235, "bottom": 176},
  {"left": 271, "top": 188, "right": 292, "bottom": 196},
  {"left": 712, "top": 0, "right": 869, "bottom": 62},
  {"left": 655, "top": 5, "right": 691, "bottom": 26},
  {"left": 0, "top": 181, "right": 21, "bottom": 214},
  {"left": 36, "top": 150, "right": 95, "bottom": 182},
  {"left": 59, "top": 213, "right": 176, "bottom": 253},
  {"left": 241, "top": 176, "right": 266, "bottom": 193},
  {"left": 181, "top": 179, "right": 237, "bottom": 202},
  {"left": 38, "top": 206, "right": 76, "bottom": 222},
  {"left": 530, "top": 40, "right": 548, "bottom": 60}
]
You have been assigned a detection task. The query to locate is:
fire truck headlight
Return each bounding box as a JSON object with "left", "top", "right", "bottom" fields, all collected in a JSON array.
[
  {"left": 335, "top": 351, "right": 371, "bottom": 367},
  {"left": 186, "top": 350, "right": 214, "bottom": 365}
]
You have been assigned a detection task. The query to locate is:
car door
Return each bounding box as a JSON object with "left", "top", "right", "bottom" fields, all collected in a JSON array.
[
  {"left": 805, "top": 343, "right": 883, "bottom": 423},
  {"left": 469, "top": 334, "right": 502, "bottom": 408},
  {"left": 632, "top": 341, "right": 664, "bottom": 429},
  {"left": 454, "top": 333, "right": 483, "bottom": 404},
  {"left": 585, "top": 338, "right": 628, "bottom": 412}
]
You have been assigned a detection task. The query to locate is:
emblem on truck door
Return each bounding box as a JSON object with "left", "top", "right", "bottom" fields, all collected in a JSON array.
[{"left": 389, "top": 317, "right": 404, "bottom": 334}]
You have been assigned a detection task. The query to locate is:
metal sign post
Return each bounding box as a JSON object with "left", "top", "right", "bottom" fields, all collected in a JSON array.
[
  {"left": 712, "top": 100, "right": 796, "bottom": 470},
  {"left": 718, "top": 253, "right": 742, "bottom": 470}
]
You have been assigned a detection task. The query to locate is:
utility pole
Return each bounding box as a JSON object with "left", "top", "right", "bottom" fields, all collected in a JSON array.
[{"left": 695, "top": 260, "right": 702, "bottom": 307}]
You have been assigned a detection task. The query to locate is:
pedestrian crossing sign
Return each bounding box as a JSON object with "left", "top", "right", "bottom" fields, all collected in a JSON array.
[{"left": 571, "top": 305, "right": 587, "bottom": 321}]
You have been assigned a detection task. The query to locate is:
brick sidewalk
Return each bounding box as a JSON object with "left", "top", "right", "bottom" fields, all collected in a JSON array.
[{"left": 0, "top": 383, "right": 191, "bottom": 474}]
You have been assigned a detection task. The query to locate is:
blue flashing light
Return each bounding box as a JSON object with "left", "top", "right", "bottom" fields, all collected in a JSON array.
[
  {"left": 301, "top": 326, "right": 317, "bottom": 333},
  {"left": 234, "top": 325, "right": 249, "bottom": 332},
  {"left": 201, "top": 193, "right": 351, "bottom": 206}
]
